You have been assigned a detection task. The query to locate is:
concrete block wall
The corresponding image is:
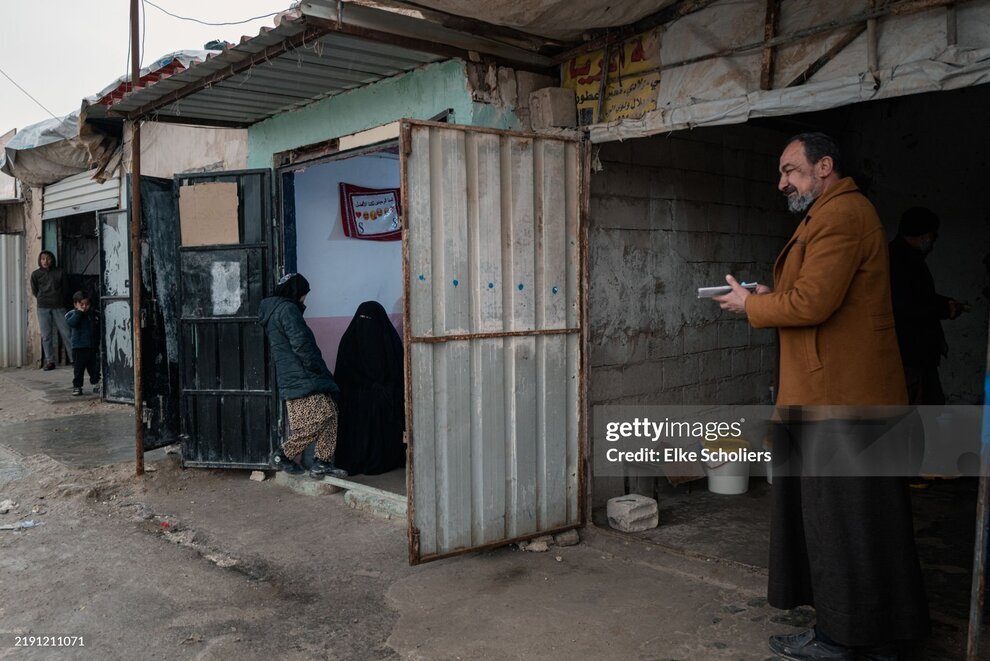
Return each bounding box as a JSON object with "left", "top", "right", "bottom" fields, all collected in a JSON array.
[{"left": 588, "top": 124, "right": 795, "bottom": 409}]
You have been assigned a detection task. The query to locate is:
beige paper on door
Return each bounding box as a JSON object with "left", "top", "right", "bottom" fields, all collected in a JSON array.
[{"left": 179, "top": 182, "right": 239, "bottom": 246}]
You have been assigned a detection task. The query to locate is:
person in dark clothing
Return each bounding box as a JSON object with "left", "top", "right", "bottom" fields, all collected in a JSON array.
[
  {"left": 889, "top": 206, "right": 967, "bottom": 406},
  {"left": 64, "top": 290, "right": 101, "bottom": 396},
  {"left": 30, "top": 250, "right": 72, "bottom": 370},
  {"left": 258, "top": 273, "right": 347, "bottom": 479},
  {"left": 333, "top": 301, "right": 406, "bottom": 476},
  {"left": 715, "top": 133, "right": 928, "bottom": 660}
]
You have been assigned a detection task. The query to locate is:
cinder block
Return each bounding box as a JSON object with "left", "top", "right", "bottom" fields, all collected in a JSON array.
[
  {"left": 683, "top": 324, "right": 718, "bottom": 355},
  {"left": 529, "top": 87, "right": 577, "bottom": 130},
  {"left": 606, "top": 494, "right": 659, "bottom": 532},
  {"left": 591, "top": 195, "right": 651, "bottom": 230},
  {"left": 697, "top": 350, "right": 722, "bottom": 383},
  {"left": 622, "top": 361, "right": 663, "bottom": 398},
  {"left": 662, "top": 355, "right": 699, "bottom": 389}
]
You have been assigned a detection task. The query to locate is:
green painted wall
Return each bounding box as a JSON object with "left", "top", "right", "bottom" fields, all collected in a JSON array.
[{"left": 247, "top": 59, "right": 521, "bottom": 168}]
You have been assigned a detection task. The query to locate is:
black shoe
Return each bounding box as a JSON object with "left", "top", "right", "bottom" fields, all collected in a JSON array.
[
  {"left": 768, "top": 629, "right": 853, "bottom": 660},
  {"left": 44, "top": 363, "right": 55, "bottom": 371},
  {"left": 72, "top": 387, "right": 83, "bottom": 396},
  {"left": 310, "top": 460, "right": 348, "bottom": 479},
  {"left": 282, "top": 461, "right": 305, "bottom": 475}
]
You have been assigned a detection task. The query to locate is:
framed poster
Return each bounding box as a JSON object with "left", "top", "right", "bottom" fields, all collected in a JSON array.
[{"left": 339, "top": 183, "right": 402, "bottom": 241}]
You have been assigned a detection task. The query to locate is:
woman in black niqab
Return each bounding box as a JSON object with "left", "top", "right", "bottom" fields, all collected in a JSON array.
[{"left": 333, "top": 301, "right": 406, "bottom": 475}]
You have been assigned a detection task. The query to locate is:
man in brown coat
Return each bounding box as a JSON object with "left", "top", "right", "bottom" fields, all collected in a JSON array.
[{"left": 715, "top": 133, "right": 928, "bottom": 660}]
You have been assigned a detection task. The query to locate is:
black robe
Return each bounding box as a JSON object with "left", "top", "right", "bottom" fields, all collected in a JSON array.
[
  {"left": 768, "top": 421, "right": 931, "bottom": 647},
  {"left": 333, "top": 301, "right": 406, "bottom": 476}
]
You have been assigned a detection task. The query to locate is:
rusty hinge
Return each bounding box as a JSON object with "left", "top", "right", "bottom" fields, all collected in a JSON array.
[{"left": 400, "top": 123, "right": 412, "bottom": 156}]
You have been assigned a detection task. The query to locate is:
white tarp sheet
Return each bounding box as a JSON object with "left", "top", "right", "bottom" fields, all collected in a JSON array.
[
  {"left": 364, "top": 0, "right": 676, "bottom": 40},
  {"left": 588, "top": 0, "right": 990, "bottom": 142}
]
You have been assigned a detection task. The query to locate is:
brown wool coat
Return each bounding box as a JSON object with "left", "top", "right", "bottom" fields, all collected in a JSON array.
[{"left": 746, "top": 177, "right": 907, "bottom": 406}]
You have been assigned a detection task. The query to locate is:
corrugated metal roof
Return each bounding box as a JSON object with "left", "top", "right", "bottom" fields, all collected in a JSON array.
[{"left": 109, "top": 1, "right": 554, "bottom": 127}]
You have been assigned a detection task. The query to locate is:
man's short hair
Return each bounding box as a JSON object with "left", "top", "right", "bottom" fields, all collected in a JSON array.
[
  {"left": 899, "top": 206, "right": 940, "bottom": 237},
  {"left": 72, "top": 290, "right": 90, "bottom": 304},
  {"left": 788, "top": 132, "right": 843, "bottom": 175}
]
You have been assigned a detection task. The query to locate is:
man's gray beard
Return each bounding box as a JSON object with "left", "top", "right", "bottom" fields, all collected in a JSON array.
[{"left": 787, "top": 191, "right": 817, "bottom": 214}]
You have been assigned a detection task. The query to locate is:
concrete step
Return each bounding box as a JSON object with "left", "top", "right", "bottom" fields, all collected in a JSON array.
[{"left": 273, "top": 471, "right": 407, "bottom": 521}]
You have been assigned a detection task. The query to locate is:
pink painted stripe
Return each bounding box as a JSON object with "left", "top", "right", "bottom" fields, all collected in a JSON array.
[{"left": 306, "top": 314, "right": 403, "bottom": 372}]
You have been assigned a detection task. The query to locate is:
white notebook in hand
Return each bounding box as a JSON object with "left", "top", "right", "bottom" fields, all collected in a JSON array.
[{"left": 697, "top": 282, "right": 758, "bottom": 298}]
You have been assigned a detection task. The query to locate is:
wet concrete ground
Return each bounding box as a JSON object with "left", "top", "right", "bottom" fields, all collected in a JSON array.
[{"left": 0, "top": 412, "right": 167, "bottom": 468}]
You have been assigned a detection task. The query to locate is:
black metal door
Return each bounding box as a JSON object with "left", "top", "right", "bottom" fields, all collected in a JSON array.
[
  {"left": 176, "top": 170, "right": 275, "bottom": 468},
  {"left": 98, "top": 209, "right": 133, "bottom": 403},
  {"left": 140, "top": 176, "right": 181, "bottom": 450}
]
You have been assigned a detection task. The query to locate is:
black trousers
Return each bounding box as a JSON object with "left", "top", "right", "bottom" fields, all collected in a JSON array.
[{"left": 72, "top": 347, "right": 100, "bottom": 389}]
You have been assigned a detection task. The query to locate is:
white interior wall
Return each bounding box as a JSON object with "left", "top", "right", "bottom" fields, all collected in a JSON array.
[{"left": 292, "top": 151, "right": 402, "bottom": 369}]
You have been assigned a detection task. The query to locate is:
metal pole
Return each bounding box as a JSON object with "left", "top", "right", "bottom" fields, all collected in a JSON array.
[
  {"left": 966, "top": 369, "right": 990, "bottom": 660},
  {"left": 129, "top": 0, "right": 145, "bottom": 477}
]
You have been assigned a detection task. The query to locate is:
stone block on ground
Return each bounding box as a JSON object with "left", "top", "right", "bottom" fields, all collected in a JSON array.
[
  {"left": 0, "top": 499, "right": 16, "bottom": 514},
  {"left": 606, "top": 494, "right": 659, "bottom": 532},
  {"left": 518, "top": 535, "right": 554, "bottom": 553},
  {"left": 249, "top": 471, "right": 266, "bottom": 482},
  {"left": 554, "top": 529, "right": 580, "bottom": 547}
]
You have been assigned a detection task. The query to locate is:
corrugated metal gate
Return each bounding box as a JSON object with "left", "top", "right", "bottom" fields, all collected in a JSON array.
[
  {"left": 43, "top": 170, "right": 119, "bottom": 220},
  {"left": 0, "top": 234, "right": 26, "bottom": 368},
  {"left": 402, "top": 120, "right": 587, "bottom": 564}
]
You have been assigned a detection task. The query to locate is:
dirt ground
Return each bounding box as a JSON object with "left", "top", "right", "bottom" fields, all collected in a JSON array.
[{"left": 0, "top": 366, "right": 981, "bottom": 660}]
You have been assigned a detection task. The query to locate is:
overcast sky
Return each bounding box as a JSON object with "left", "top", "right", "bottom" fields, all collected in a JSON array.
[{"left": 0, "top": 0, "right": 291, "bottom": 133}]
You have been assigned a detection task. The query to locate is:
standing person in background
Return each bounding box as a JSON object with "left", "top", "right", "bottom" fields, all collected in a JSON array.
[
  {"left": 30, "top": 250, "right": 72, "bottom": 370},
  {"left": 258, "top": 273, "right": 348, "bottom": 479},
  {"left": 64, "top": 290, "right": 101, "bottom": 396},
  {"left": 333, "top": 301, "right": 406, "bottom": 476},
  {"left": 889, "top": 206, "right": 967, "bottom": 407}
]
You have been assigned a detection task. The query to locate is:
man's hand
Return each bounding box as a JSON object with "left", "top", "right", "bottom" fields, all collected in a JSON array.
[
  {"left": 947, "top": 299, "right": 969, "bottom": 320},
  {"left": 713, "top": 275, "right": 757, "bottom": 316}
]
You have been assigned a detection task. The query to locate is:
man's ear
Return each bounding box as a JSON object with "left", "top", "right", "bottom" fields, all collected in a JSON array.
[{"left": 817, "top": 155, "right": 834, "bottom": 178}]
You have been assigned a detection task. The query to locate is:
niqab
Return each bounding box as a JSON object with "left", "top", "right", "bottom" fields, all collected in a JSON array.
[{"left": 333, "top": 301, "right": 405, "bottom": 475}]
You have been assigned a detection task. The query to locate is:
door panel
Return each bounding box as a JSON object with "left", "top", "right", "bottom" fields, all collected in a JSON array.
[
  {"left": 175, "top": 170, "right": 275, "bottom": 469},
  {"left": 98, "top": 209, "right": 133, "bottom": 403},
  {"left": 402, "top": 121, "right": 585, "bottom": 564}
]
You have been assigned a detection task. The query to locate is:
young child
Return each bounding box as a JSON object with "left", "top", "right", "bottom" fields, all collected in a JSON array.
[{"left": 64, "top": 291, "right": 101, "bottom": 396}]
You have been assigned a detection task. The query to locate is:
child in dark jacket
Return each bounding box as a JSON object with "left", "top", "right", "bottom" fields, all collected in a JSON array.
[{"left": 64, "top": 291, "right": 101, "bottom": 396}]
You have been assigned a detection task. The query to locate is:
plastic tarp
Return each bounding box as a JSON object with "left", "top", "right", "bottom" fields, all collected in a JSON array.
[
  {"left": 0, "top": 112, "right": 91, "bottom": 188},
  {"left": 1, "top": 51, "right": 214, "bottom": 187},
  {"left": 361, "top": 0, "right": 675, "bottom": 40},
  {"left": 588, "top": 0, "right": 990, "bottom": 143}
]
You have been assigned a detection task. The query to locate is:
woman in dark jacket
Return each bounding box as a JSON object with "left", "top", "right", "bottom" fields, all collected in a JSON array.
[
  {"left": 258, "top": 273, "right": 346, "bottom": 478},
  {"left": 333, "top": 301, "right": 406, "bottom": 475},
  {"left": 30, "top": 250, "right": 72, "bottom": 370}
]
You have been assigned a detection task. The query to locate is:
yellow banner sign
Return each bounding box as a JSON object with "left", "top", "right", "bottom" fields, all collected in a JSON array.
[{"left": 562, "top": 28, "right": 661, "bottom": 125}]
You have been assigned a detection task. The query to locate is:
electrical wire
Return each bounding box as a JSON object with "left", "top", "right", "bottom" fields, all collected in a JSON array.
[
  {"left": 143, "top": 0, "right": 281, "bottom": 26},
  {"left": 0, "top": 64, "right": 60, "bottom": 121}
]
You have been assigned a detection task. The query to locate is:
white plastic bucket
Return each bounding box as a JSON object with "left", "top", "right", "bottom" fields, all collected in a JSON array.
[{"left": 703, "top": 438, "right": 751, "bottom": 495}]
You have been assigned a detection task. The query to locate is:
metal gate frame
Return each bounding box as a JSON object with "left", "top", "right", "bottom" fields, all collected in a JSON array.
[
  {"left": 400, "top": 119, "right": 590, "bottom": 565},
  {"left": 175, "top": 169, "right": 278, "bottom": 469}
]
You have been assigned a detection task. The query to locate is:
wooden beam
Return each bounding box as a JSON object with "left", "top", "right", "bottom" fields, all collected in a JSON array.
[
  {"left": 760, "top": 0, "right": 781, "bottom": 90},
  {"left": 785, "top": 24, "right": 867, "bottom": 88},
  {"left": 947, "top": 4, "right": 958, "bottom": 45}
]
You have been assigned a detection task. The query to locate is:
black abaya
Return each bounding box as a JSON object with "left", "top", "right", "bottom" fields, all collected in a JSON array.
[{"left": 333, "top": 301, "right": 405, "bottom": 476}]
